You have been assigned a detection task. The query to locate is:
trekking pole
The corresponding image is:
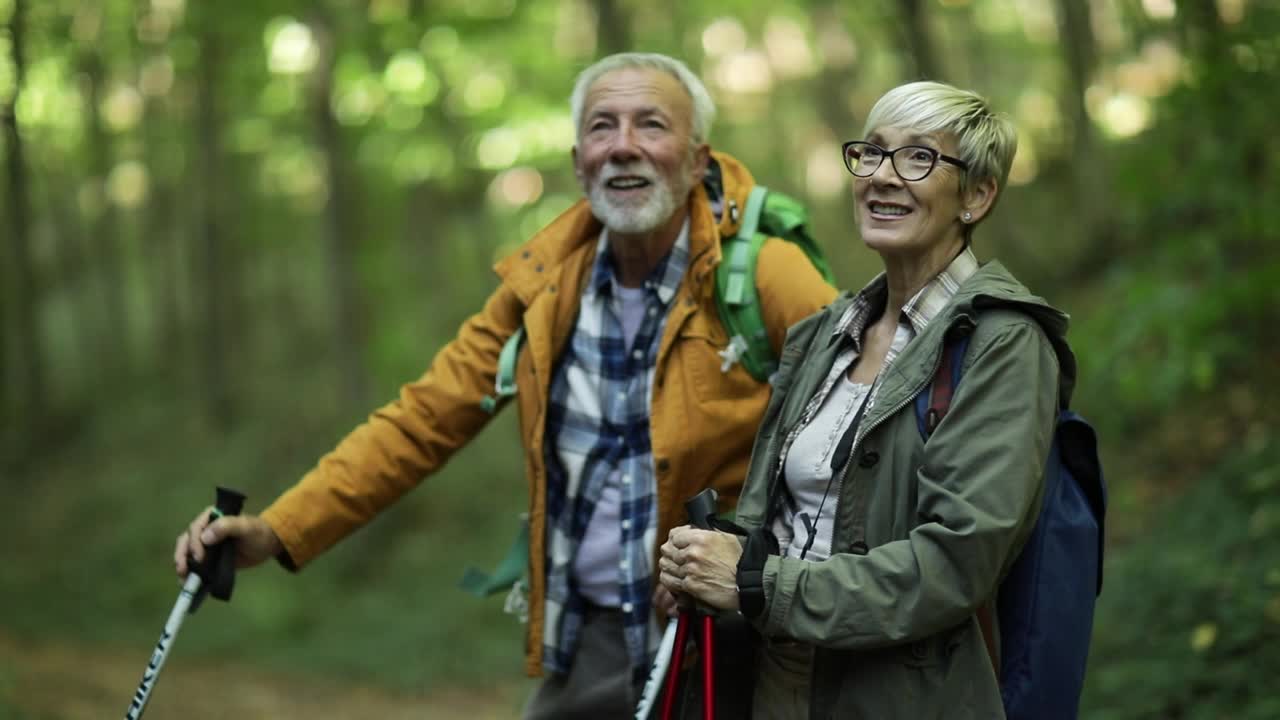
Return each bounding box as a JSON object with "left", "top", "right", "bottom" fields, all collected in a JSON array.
[
  {"left": 684, "top": 489, "right": 720, "bottom": 720},
  {"left": 124, "top": 487, "right": 246, "bottom": 720},
  {"left": 637, "top": 488, "right": 721, "bottom": 720}
]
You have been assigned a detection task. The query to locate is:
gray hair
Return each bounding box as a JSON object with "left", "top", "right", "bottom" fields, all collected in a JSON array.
[
  {"left": 570, "top": 53, "right": 716, "bottom": 144},
  {"left": 862, "top": 81, "right": 1017, "bottom": 194}
]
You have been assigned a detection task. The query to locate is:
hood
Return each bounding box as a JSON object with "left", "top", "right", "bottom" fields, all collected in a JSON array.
[{"left": 947, "top": 261, "right": 1077, "bottom": 404}]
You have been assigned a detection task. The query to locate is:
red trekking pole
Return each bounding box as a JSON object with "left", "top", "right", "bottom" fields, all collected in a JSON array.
[{"left": 650, "top": 488, "right": 721, "bottom": 720}]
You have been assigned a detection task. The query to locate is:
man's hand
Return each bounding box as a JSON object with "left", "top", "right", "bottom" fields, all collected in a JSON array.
[
  {"left": 174, "top": 508, "right": 284, "bottom": 579},
  {"left": 658, "top": 525, "right": 744, "bottom": 612}
]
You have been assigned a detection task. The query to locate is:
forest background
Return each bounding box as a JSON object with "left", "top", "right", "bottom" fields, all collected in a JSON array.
[{"left": 2, "top": 0, "right": 1277, "bottom": 717}]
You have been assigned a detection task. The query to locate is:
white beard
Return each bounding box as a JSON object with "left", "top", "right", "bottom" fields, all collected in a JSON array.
[{"left": 587, "top": 161, "right": 691, "bottom": 235}]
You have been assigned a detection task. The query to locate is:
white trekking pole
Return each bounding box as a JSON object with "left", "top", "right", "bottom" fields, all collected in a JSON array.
[
  {"left": 635, "top": 621, "right": 680, "bottom": 719},
  {"left": 124, "top": 487, "right": 246, "bottom": 719}
]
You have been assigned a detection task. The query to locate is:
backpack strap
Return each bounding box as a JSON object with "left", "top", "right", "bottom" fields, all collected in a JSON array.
[
  {"left": 915, "top": 334, "right": 972, "bottom": 440},
  {"left": 715, "top": 186, "right": 776, "bottom": 381},
  {"left": 481, "top": 326, "right": 524, "bottom": 413}
]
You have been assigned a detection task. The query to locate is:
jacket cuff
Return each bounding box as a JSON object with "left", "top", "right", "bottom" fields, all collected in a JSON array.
[
  {"left": 761, "top": 555, "right": 794, "bottom": 635},
  {"left": 259, "top": 505, "right": 306, "bottom": 572}
]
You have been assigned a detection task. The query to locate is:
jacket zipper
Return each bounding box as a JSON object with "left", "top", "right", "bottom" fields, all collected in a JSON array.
[{"left": 829, "top": 315, "right": 974, "bottom": 555}]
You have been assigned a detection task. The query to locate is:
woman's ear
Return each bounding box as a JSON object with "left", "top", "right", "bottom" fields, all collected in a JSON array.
[{"left": 962, "top": 175, "right": 998, "bottom": 225}]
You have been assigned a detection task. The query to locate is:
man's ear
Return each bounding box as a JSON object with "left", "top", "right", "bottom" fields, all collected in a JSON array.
[
  {"left": 689, "top": 143, "right": 710, "bottom": 186},
  {"left": 571, "top": 145, "right": 585, "bottom": 190},
  {"left": 963, "top": 175, "right": 998, "bottom": 224}
]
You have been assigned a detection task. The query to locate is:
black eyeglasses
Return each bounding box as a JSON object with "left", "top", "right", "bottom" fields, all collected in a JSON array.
[{"left": 841, "top": 141, "right": 969, "bottom": 181}]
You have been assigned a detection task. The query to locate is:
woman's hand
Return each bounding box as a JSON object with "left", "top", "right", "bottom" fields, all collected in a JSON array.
[{"left": 658, "top": 525, "right": 744, "bottom": 612}]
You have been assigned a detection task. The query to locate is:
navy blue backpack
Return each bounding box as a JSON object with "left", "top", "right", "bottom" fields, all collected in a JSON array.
[{"left": 916, "top": 334, "right": 1106, "bottom": 720}]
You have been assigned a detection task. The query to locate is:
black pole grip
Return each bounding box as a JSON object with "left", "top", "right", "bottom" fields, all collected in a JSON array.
[
  {"left": 190, "top": 486, "right": 246, "bottom": 612},
  {"left": 684, "top": 488, "right": 719, "bottom": 530}
]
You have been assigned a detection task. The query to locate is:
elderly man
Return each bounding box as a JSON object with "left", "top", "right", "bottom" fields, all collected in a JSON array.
[{"left": 174, "top": 52, "right": 836, "bottom": 717}]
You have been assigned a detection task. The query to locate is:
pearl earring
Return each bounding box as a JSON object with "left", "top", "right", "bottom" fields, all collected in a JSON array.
[{"left": 962, "top": 211, "right": 973, "bottom": 223}]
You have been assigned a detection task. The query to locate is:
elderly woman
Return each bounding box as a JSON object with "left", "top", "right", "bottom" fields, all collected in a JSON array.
[{"left": 658, "top": 81, "right": 1071, "bottom": 718}]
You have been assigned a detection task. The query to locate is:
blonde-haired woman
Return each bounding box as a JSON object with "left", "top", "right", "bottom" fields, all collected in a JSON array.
[{"left": 658, "top": 81, "right": 1072, "bottom": 718}]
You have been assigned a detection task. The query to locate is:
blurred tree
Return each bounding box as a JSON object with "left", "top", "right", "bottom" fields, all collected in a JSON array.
[
  {"left": 1050, "top": 0, "right": 1111, "bottom": 279},
  {"left": 310, "top": 2, "right": 370, "bottom": 415},
  {"left": 75, "top": 1, "right": 131, "bottom": 373},
  {"left": 194, "top": 10, "right": 234, "bottom": 428},
  {"left": 2, "top": 0, "right": 44, "bottom": 434},
  {"left": 594, "top": 0, "right": 631, "bottom": 56},
  {"left": 895, "top": 0, "right": 938, "bottom": 80}
]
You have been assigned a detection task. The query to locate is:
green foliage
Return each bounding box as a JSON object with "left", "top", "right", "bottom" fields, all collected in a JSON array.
[{"left": 1083, "top": 436, "right": 1280, "bottom": 720}]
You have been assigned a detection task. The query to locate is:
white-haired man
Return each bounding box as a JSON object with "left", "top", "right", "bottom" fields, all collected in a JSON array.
[{"left": 174, "top": 52, "right": 836, "bottom": 717}]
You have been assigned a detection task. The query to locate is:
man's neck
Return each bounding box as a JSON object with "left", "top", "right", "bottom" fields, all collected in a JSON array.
[{"left": 606, "top": 205, "right": 689, "bottom": 288}]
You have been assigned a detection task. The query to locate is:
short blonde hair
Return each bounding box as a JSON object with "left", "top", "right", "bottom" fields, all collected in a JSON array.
[
  {"left": 862, "top": 81, "right": 1017, "bottom": 194},
  {"left": 570, "top": 53, "right": 716, "bottom": 144}
]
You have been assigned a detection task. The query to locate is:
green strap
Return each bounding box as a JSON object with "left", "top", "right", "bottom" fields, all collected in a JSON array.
[
  {"left": 481, "top": 327, "right": 524, "bottom": 413},
  {"left": 716, "top": 186, "right": 776, "bottom": 380},
  {"left": 723, "top": 186, "right": 768, "bottom": 306},
  {"left": 459, "top": 515, "right": 529, "bottom": 597}
]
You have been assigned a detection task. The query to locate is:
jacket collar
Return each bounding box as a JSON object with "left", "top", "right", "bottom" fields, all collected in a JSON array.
[
  {"left": 829, "top": 247, "right": 981, "bottom": 349},
  {"left": 820, "top": 258, "right": 1076, "bottom": 402}
]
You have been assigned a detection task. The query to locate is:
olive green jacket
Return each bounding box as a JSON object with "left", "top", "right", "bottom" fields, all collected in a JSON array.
[{"left": 736, "top": 261, "right": 1072, "bottom": 719}]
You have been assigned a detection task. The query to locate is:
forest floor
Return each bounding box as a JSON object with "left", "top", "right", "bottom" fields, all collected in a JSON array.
[{"left": 1, "top": 631, "right": 530, "bottom": 719}]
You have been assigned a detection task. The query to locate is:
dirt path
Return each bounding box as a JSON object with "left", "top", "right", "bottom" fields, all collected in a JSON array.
[{"left": 1, "top": 633, "right": 530, "bottom": 719}]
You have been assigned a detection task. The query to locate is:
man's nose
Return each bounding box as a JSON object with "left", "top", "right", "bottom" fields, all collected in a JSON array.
[{"left": 607, "top": 124, "right": 642, "bottom": 162}]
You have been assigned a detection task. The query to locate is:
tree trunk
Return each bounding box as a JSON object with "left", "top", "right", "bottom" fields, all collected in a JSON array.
[
  {"left": 593, "top": 0, "right": 631, "bottom": 56},
  {"left": 2, "top": 0, "right": 45, "bottom": 428},
  {"left": 195, "top": 20, "right": 233, "bottom": 427},
  {"left": 1051, "top": 0, "right": 1108, "bottom": 266},
  {"left": 896, "top": 0, "right": 940, "bottom": 80},
  {"left": 142, "top": 84, "right": 184, "bottom": 376},
  {"left": 310, "top": 6, "right": 369, "bottom": 415},
  {"left": 1053, "top": 0, "right": 1097, "bottom": 159}
]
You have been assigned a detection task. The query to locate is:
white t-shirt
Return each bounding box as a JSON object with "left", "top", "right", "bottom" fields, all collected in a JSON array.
[{"left": 776, "top": 375, "right": 872, "bottom": 562}]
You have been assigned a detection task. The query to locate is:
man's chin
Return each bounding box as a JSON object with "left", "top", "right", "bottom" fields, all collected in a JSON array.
[{"left": 592, "top": 202, "right": 666, "bottom": 236}]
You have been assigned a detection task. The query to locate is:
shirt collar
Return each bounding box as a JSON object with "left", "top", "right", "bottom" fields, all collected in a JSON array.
[
  {"left": 587, "top": 216, "right": 691, "bottom": 305},
  {"left": 832, "top": 245, "right": 980, "bottom": 346}
]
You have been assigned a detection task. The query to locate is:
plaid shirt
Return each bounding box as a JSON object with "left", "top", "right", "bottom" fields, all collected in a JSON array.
[
  {"left": 771, "top": 247, "right": 979, "bottom": 549},
  {"left": 541, "top": 221, "right": 691, "bottom": 682}
]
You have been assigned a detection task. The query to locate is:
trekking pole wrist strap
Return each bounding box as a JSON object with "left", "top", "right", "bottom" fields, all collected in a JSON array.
[{"left": 736, "top": 528, "right": 774, "bottom": 620}]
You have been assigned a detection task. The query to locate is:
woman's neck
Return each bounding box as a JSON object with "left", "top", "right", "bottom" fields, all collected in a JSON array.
[{"left": 880, "top": 237, "right": 965, "bottom": 320}]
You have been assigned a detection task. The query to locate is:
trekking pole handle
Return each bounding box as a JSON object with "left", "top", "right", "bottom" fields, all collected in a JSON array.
[
  {"left": 190, "top": 486, "right": 247, "bottom": 611},
  {"left": 684, "top": 489, "right": 719, "bottom": 531}
]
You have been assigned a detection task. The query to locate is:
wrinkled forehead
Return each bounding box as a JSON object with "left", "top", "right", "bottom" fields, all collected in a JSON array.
[{"left": 582, "top": 67, "right": 694, "bottom": 126}]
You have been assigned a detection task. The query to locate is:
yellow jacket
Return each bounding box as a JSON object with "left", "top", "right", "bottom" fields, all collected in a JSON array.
[{"left": 259, "top": 151, "right": 838, "bottom": 676}]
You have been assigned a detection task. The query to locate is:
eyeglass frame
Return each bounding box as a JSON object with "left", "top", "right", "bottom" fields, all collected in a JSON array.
[{"left": 841, "top": 140, "right": 970, "bottom": 181}]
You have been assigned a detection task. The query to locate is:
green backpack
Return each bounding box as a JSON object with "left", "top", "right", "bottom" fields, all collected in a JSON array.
[{"left": 461, "top": 182, "right": 833, "bottom": 600}]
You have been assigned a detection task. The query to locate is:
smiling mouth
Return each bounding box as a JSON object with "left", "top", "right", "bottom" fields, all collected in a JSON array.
[
  {"left": 868, "top": 201, "right": 911, "bottom": 218},
  {"left": 605, "top": 177, "right": 652, "bottom": 190}
]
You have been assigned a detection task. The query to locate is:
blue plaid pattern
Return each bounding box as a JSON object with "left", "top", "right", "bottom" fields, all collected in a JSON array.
[{"left": 542, "top": 222, "right": 690, "bottom": 684}]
